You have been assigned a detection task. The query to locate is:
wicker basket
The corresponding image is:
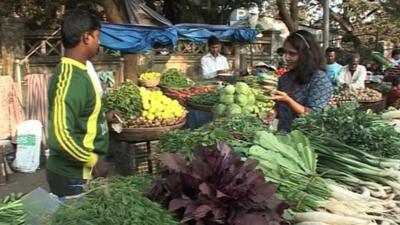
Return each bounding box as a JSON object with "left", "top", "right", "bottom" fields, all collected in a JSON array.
[
  {"left": 358, "top": 99, "right": 385, "bottom": 113},
  {"left": 139, "top": 77, "right": 160, "bottom": 88},
  {"left": 186, "top": 101, "right": 213, "bottom": 112},
  {"left": 113, "top": 119, "right": 186, "bottom": 142}
]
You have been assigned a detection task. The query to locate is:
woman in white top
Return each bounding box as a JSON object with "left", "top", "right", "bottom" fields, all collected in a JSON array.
[{"left": 337, "top": 53, "right": 367, "bottom": 90}]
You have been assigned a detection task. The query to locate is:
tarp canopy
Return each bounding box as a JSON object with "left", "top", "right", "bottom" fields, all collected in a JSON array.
[{"left": 100, "top": 23, "right": 257, "bottom": 53}]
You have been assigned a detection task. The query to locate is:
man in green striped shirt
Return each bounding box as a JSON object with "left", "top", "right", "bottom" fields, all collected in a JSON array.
[{"left": 47, "top": 9, "right": 117, "bottom": 197}]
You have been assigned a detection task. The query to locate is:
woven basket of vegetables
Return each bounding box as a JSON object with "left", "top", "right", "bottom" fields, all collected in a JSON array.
[
  {"left": 139, "top": 77, "right": 160, "bottom": 88},
  {"left": 116, "top": 119, "right": 186, "bottom": 142},
  {"left": 139, "top": 72, "right": 161, "bottom": 88}
]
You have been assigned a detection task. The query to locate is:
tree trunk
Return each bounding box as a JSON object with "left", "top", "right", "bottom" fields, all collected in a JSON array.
[
  {"left": 99, "top": 0, "right": 139, "bottom": 83},
  {"left": 276, "top": 0, "right": 298, "bottom": 32}
]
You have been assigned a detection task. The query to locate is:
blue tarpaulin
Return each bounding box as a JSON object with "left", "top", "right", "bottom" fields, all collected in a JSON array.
[
  {"left": 100, "top": 23, "right": 178, "bottom": 52},
  {"left": 100, "top": 23, "right": 256, "bottom": 53}
]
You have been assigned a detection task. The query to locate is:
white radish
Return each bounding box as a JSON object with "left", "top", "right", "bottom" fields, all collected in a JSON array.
[
  {"left": 295, "top": 222, "right": 331, "bottom": 225},
  {"left": 293, "top": 211, "right": 370, "bottom": 225}
]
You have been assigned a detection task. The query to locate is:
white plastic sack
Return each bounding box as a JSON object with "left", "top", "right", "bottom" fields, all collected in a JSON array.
[{"left": 12, "top": 120, "right": 42, "bottom": 173}]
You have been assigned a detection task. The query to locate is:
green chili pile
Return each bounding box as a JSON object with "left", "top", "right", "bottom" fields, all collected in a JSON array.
[{"left": 160, "top": 69, "right": 194, "bottom": 89}]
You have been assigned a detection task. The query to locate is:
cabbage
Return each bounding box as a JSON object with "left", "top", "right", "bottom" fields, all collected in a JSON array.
[
  {"left": 235, "top": 94, "right": 248, "bottom": 106},
  {"left": 226, "top": 104, "right": 242, "bottom": 117},
  {"left": 247, "top": 93, "right": 256, "bottom": 105},
  {"left": 242, "top": 105, "right": 254, "bottom": 115},
  {"left": 235, "top": 82, "right": 250, "bottom": 95},
  {"left": 252, "top": 106, "right": 260, "bottom": 114},
  {"left": 213, "top": 104, "right": 227, "bottom": 117},
  {"left": 223, "top": 84, "right": 235, "bottom": 95},
  {"left": 219, "top": 94, "right": 234, "bottom": 104}
]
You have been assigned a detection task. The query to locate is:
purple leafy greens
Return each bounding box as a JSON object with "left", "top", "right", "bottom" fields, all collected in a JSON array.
[{"left": 147, "top": 144, "right": 289, "bottom": 225}]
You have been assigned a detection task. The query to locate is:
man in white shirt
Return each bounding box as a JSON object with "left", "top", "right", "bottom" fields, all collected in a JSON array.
[
  {"left": 391, "top": 49, "right": 400, "bottom": 66},
  {"left": 201, "top": 37, "right": 230, "bottom": 79},
  {"left": 337, "top": 53, "right": 367, "bottom": 90}
]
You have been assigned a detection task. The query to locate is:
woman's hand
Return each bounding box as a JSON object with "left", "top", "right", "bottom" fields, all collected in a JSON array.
[{"left": 268, "top": 89, "right": 291, "bottom": 102}]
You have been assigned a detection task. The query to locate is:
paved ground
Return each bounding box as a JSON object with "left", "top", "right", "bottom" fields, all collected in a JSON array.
[{"left": 0, "top": 168, "right": 48, "bottom": 198}]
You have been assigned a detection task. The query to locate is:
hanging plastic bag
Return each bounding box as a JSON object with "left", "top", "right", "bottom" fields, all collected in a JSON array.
[{"left": 12, "top": 120, "right": 42, "bottom": 173}]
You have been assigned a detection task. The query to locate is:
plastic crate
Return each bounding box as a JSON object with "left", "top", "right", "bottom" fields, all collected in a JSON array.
[{"left": 113, "top": 140, "right": 160, "bottom": 176}]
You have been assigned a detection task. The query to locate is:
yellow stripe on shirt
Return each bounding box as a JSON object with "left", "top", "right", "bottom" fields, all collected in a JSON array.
[
  {"left": 83, "top": 67, "right": 101, "bottom": 151},
  {"left": 54, "top": 62, "right": 90, "bottom": 161},
  {"left": 60, "top": 63, "right": 91, "bottom": 158},
  {"left": 53, "top": 63, "right": 86, "bottom": 160}
]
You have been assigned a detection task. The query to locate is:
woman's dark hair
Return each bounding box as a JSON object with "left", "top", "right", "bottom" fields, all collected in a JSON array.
[
  {"left": 284, "top": 30, "right": 325, "bottom": 84},
  {"left": 61, "top": 9, "right": 101, "bottom": 49},
  {"left": 392, "top": 48, "right": 400, "bottom": 58}
]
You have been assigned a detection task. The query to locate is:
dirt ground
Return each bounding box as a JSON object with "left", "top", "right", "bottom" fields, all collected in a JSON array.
[{"left": 0, "top": 168, "right": 48, "bottom": 198}]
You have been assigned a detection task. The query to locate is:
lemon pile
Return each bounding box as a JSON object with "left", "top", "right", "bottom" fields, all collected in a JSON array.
[
  {"left": 139, "top": 87, "right": 186, "bottom": 123},
  {"left": 139, "top": 72, "right": 161, "bottom": 81}
]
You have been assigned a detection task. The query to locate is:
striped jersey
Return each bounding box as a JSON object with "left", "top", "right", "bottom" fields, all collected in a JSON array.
[{"left": 47, "top": 57, "right": 109, "bottom": 179}]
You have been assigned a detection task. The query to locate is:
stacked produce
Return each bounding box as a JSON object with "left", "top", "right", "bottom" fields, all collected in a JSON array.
[
  {"left": 246, "top": 131, "right": 399, "bottom": 224},
  {"left": 0, "top": 193, "right": 25, "bottom": 225},
  {"left": 126, "top": 87, "right": 186, "bottom": 128},
  {"left": 163, "top": 85, "right": 215, "bottom": 103},
  {"left": 213, "top": 82, "right": 274, "bottom": 118},
  {"left": 104, "top": 82, "right": 187, "bottom": 128},
  {"left": 353, "top": 87, "right": 382, "bottom": 102},
  {"left": 160, "top": 116, "right": 267, "bottom": 158},
  {"left": 330, "top": 87, "right": 382, "bottom": 105},
  {"left": 161, "top": 113, "right": 400, "bottom": 224},
  {"left": 160, "top": 68, "right": 194, "bottom": 89},
  {"left": 329, "top": 88, "right": 357, "bottom": 105},
  {"left": 51, "top": 176, "right": 179, "bottom": 225},
  {"left": 147, "top": 145, "right": 289, "bottom": 225},
  {"left": 293, "top": 106, "right": 400, "bottom": 159},
  {"left": 104, "top": 82, "right": 142, "bottom": 120}
]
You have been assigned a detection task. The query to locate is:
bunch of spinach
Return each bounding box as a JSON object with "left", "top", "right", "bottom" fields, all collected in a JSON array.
[
  {"left": 103, "top": 82, "right": 142, "bottom": 120},
  {"left": 293, "top": 106, "right": 400, "bottom": 158}
]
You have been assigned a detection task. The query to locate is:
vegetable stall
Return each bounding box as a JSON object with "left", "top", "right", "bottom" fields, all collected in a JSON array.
[{"left": 5, "top": 23, "right": 400, "bottom": 225}]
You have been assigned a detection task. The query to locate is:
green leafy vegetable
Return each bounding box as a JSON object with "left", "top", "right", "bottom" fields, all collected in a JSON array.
[
  {"left": 103, "top": 82, "right": 142, "bottom": 120},
  {"left": 160, "top": 69, "right": 194, "bottom": 89},
  {"left": 293, "top": 106, "right": 400, "bottom": 158},
  {"left": 51, "top": 176, "right": 179, "bottom": 225},
  {"left": 0, "top": 193, "right": 25, "bottom": 225}
]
